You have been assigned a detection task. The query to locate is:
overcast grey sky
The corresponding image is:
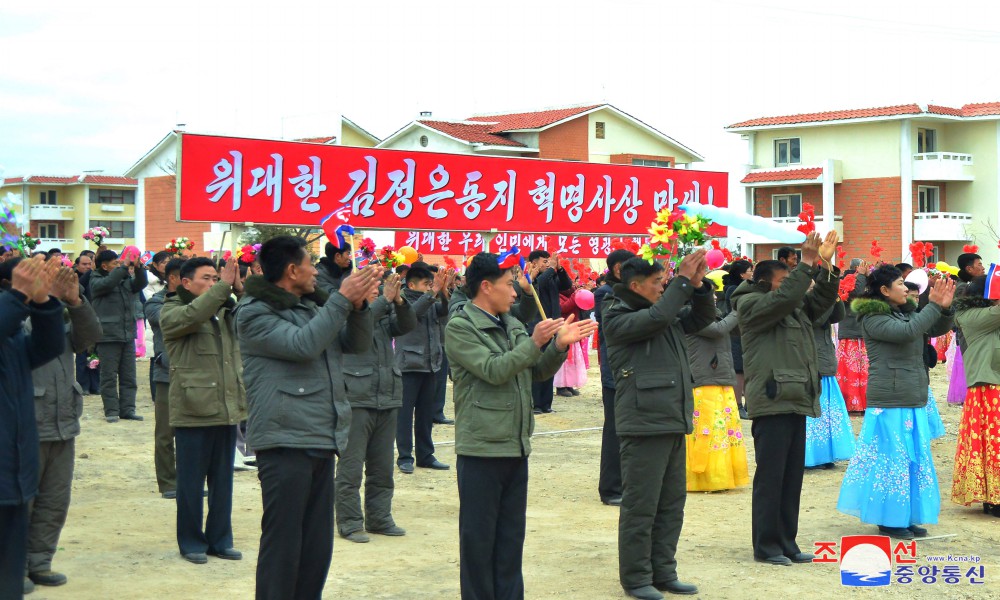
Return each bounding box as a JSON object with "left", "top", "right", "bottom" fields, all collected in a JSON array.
[{"left": 3, "top": 0, "right": 1000, "bottom": 182}]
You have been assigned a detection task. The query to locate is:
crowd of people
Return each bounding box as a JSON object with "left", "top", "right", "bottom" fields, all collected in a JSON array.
[{"left": 0, "top": 232, "right": 997, "bottom": 600}]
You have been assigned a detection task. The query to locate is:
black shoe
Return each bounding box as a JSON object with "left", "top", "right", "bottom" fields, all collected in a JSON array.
[
  {"left": 907, "top": 525, "right": 928, "bottom": 537},
  {"left": 653, "top": 580, "right": 698, "bottom": 595},
  {"left": 161, "top": 490, "right": 177, "bottom": 499},
  {"left": 106, "top": 416, "right": 120, "bottom": 423},
  {"left": 787, "top": 552, "right": 815, "bottom": 563},
  {"left": 398, "top": 461, "right": 414, "bottom": 474},
  {"left": 542, "top": 408, "right": 556, "bottom": 413},
  {"left": 754, "top": 555, "right": 792, "bottom": 566},
  {"left": 739, "top": 406, "right": 749, "bottom": 420},
  {"left": 984, "top": 502, "right": 993, "bottom": 514},
  {"left": 556, "top": 388, "right": 574, "bottom": 397},
  {"left": 182, "top": 552, "right": 208, "bottom": 564},
  {"left": 121, "top": 413, "right": 144, "bottom": 421},
  {"left": 369, "top": 525, "right": 406, "bottom": 536},
  {"left": 341, "top": 530, "right": 370, "bottom": 543},
  {"left": 822, "top": 462, "right": 836, "bottom": 470},
  {"left": 570, "top": 388, "right": 581, "bottom": 396},
  {"left": 991, "top": 504, "right": 1000, "bottom": 518},
  {"left": 878, "top": 525, "right": 914, "bottom": 540},
  {"left": 602, "top": 496, "right": 623, "bottom": 506},
  {"left": 433, "top": 418, "right": 455, "bottom": 425},
  {"left": 28, "top": 570, "right": 67, "bottom": 586},
  {"left": 623, "top": 585, "right": 664, "bottom": 600},
  {"left": 24, "top": 578, "right": 34, "bottom": 595},
  {"left": 208, "top": 548, "right": 242, "bottom": 560},
  {"left": 417, "top": 459, "right": 450, "bottom": 470},
  {"left": 532, "top": 408, "right": 543, "bottom": 415}
]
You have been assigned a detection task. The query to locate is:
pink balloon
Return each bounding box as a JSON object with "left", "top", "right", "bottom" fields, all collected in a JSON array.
[
  {"left": 574, "top": 289, "right": 595, "bottom": 311},
  {"left": 706, "top": 249, "right": 726, "bottom": 270}
]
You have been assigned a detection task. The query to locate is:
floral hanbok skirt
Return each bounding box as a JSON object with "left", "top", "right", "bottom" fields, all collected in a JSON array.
[
  {"left": 836, "top": 338, "right": 868, "bottom": 412},
  {"left": 951, "top": 385, "right": 1000, "bottom": 506},
  {"left": 805, "top": 377, "right": 856, "bottom": 466},
  {"left": 686, "top": 385, "right": 749, "bottom": 492}
]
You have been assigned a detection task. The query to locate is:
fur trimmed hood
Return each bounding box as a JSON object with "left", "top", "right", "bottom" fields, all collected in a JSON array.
[
  {"left": 243, "top": 275, "right": 329, "bottom": 310},
  {"left": 953, "top": 294, "right": 994, "bottom": 312},
  {"left": 850, "top": 296, "right": 917, "bottom": 317}
]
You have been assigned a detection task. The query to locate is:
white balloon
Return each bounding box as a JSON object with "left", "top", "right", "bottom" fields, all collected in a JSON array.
[{"left": 905, "top": 269, "right": 929, "bottom": 295}]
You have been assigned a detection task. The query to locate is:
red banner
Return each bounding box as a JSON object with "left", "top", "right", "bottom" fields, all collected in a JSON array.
[
  {"left": 178, "top": 133, "right": 727, "bottom": 236},
  {"left": 393, "top": 231, "right": 647, "bottom": 259}
]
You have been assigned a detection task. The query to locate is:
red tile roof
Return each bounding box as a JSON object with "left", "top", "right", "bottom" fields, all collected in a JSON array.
[
  {"left": 740, "top": 168, "right": 823, "bottom": 184},
  {"left": 927, "top": 104, "right": 962, "bottom": 116},
  {"left": 728, "top": 104, "right": 923, "bottom": 129},
  {"left": 418, "top": 121, "right": 527, "bottom": 147},
  {"left": 960, "top": 102, "right": 1000, "bottom": 117},
  {"left": 294, "top": 136, "right": 336, "bottom": 144},
  {"left": 2, "top": 175, "right": 136, "bottom": 185},
  {"left": 466, "top": 104, "right": 602, "bottom": 132}
]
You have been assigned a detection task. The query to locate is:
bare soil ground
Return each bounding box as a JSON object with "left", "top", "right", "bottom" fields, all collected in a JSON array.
[{"left": 29, "top": 359, "right": 999, "bottom": 599}]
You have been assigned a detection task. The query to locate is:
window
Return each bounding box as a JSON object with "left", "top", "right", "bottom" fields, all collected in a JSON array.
[
  {"left": 917, "top": 128, "right": 936, "bottom": 153},
  {"left": 918, "top": 186, "right": 940, "bottom": 213},
  {"left": 38, "top": 190, "right": 57, "bottom": 205},
  {"left": 89, "top": 220, "right": 135, "bottom": 238},
  {"left": 631, "top": 158, "right": 671, "bottom": 168},
  {"left": 595, "top": 121, "right": 606, "bottom": 139},
  {"left": 772, "top": 193, "right": 802, "bottom": 218},
  {"left": 38, "top": 223, "right": 58, "bottom": 239},
  {"left": 89, "top": 189, "right": 136, "bottom": 204},
  {"left": 774, "top": 138, "right": 801, "bottom": 166}
]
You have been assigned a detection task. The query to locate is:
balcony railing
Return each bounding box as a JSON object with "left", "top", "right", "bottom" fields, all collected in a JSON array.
[
  {"left": 29, "top": 204, "right": 75, "bottom": 220},
  {"left": 913, "top": 212, "right": 972, "bottom": 241},
  {"left": 912, "top": 152, "right": 974, "bottom": 181}
]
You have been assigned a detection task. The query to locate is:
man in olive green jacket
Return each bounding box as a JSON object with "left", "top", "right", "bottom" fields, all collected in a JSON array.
[
  {"left": 730, "top": 231, "right": 839, "bottom": 567},
  {"left": 445, "top": 252, "right": 595, "bottom": 600},
  {"left": 161, "top": 257, "right": 247, "bottom": 564},
  {"left": 603, "top": 251, "right": 714, "bottom": 600}
]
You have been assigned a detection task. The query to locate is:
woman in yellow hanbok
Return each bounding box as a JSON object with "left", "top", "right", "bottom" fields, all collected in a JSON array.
[{"left": 684, "top": 306, "right": 750, "bottom": 491}]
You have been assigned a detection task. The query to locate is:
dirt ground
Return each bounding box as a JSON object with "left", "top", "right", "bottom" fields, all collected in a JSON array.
[{"left": 28, "top": 357, "right": 1000, "bottom": 600}]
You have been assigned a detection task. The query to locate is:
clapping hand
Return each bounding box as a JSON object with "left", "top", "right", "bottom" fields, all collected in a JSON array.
[
  {"left": 818, "top": 230, "right": 840, "bottom": 265},
  {"left": 555, "top": 314, "right": 599, "bottom": 351},
  {"left": 383, "top": 273, "right": 403, "bottom": 304},
  {"left": 51, "top": 267, "right": 81, "bottom": 306},
  {"left": 800, "top": 232, "right": 822, "bottom": 266},
  {"left": 928, "top": 276, "right": 956, "bottom": 309},
  {"left": 676, "top": 249, "right": 707, "bottom": 285},
  {"left": 531, "top": 317, "right": 566, "bottom": 349},
  {"left": 12, "top": 254, "right": 60, "bottom": 304},
  {"left": 339, "top": 265, "right": 384, "bottom": 309},
  {"left": 220, "top": 260, "right": 239, "bottom": 288}
]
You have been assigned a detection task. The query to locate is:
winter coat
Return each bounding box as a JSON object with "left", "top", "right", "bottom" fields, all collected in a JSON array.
[
  {"left": 29, "top": 296, "right": 102, "bottom": 441},
  {"left": 594, "top": 278, "right": 617, "bottom": 388},
  {"left": 145, "top": 288, "right": 170, "bottom": 384},
  {"left": 723, "top": 284, "right": 745, "bottom": 373},
  {"left": 326, "top": 289, "right": 416, "bottom": 410},
  {"left": 813, "top": 300, "right": 846, "bottom": 376},
  {"left": 955, "top": 295, "right": 1000, "bottom": 388},
  {"left": 448, "top": 283, "right": 538, "bottom": 325},
  {"left": 835, "top": 273, "right": 867, "bottom": 340},
  {"left": 852, "top": 297, "right": 954, "bottom": 409},
  {"left": 445, "top": 302, "right": 567, "bottom": 458},
  {"left": 731, "top": 261, "right": 839, "bottom": 419},
  {"left": 0, "top": 290, "right": 65, "bottom": 505},
  {"left": 393, "top": 288, "right": 447, "bottom": 373},
  {"left": 90, "top": 265, "right": 148, "bottom": 342},
  {"left": 235, "top": 275, "right": 372, "bottom": 453},
  {"left": 161, "top": 282, "right": 247, "bottom": 428},
  {"left": 686, "top": 309, "right": 739, "bottom": 387},
  {"left": 603, "top": 277, "right": 716, "bottom": 436},
  {"left": 529, "top": 265, "right": 572, "bottom": 330},
  {"left": 316, "top": 258, "right": 346, "bottom": 292}
]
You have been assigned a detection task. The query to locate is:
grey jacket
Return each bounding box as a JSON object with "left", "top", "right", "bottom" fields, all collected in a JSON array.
[
  {"left": 594, "top": 279, "right": 617, "bottom": 388},
  {"left": 394, "top": 288, "right": 447, "bottom": 373},
  {"left": 853, "top": 297, "right": 954, "bottom": 409},
  {"left": 90, "top": 265, "right": 148, "bottom": 342},
  {"left": 813, "top": 300, "right": 846, "bottom": 376},
  {"left": 685, "top": 309, "right": 739, "bottom": 387},
  {"left": 835, "top": 273, "right": 867, "bottom": 340},
  {"left": 235, "top": 276, "right": 372, "bottom": 453},
  {"left": 29, "top": 298, "right": 102, "bottom": 441},
  {"left": 316, "top": 259, "right": 346, "bottom": 292},
  {"left": 145, "top": 288, "right": 170, "bottom": 384}
]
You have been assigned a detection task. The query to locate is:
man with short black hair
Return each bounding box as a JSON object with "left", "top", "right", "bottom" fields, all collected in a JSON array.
[
  {"left": 317, "top": 242, "right": 352, "bottom": 292},
  {"left": 777, "top": 246, "right": 798, "bottom": 268},
  {"left": 161, "top": 257, "right": 247, "bottom": 564},
  {"left": 526, "top": 249, "right": 572, "bottom": 414},
  {"left": 594, "top": 248, "right": 635, "bottom": 507},
  {"left": 90, "top": 249, "right": 148, "bottom": 422},
  {"left": 236, "top": 236, "right": 380, "bottom": 599},
  {"left": 446, "top": 252, "right": 595, "bottom": 600},
  {"left": 145, "top": 257, "right": 184, "bottom": 499},
  {"left": 604, "top": 251, "right": 714, "bottom": 599},
  {"left": 394, "top": 266, "right": 451, "bottom": 472},
  {"left": 894, "top": 263, "right": 914, "bottom": 280},
  {"left": 957, "top": 252, "right": 984, "bottom": 285}
]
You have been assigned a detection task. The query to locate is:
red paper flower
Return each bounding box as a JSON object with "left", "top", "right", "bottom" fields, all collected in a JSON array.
[
  {"left": 870, "top": 240, "right": 884, "bottom": 260},
  {"left": 838, "top": 274, "right": 857, "bottom": 301},
  {"left": 796, "top": 203, "right": 816, "bottom": 236},
  {"left": 963, "top": 244, "right": 979, "bottom": 254}
]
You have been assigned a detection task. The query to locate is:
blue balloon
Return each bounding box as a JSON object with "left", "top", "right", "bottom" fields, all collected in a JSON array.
[{"left": 678, "top": 203, "right": 806, "bottom": 244}]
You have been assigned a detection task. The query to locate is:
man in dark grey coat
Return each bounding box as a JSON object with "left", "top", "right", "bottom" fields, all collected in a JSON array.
[
  {"left": 603, "top": 252, "right": 714, "bottom": 600},
  {"left": 235, "top": 236, "right": 379, "bottom": 600},
  {"left": 594, "top": 249, "right": 634, "bottom": 506},
  {"left": 331, "top": 273, "right": 416, "bottom": 543},
  {"left": 25, "top": 268, "right": 101, "bottom": 588},
  {"left": 89, "top": 249, "right": 148, "bottom": 422},
  {"left": 145, "top": 258, "right": 183, "bottom": 498},
  {"left": 526, "top": 250, "right": 572, "bottom": 414}
]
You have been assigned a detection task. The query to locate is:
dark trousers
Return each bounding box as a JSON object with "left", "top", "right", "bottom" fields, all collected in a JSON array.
[
  {"left": 335, "top": 408, "right": 398, "bottom": 535},
  {"left": 598, "top": 386, "right": 622, "bottom": 501},
  {"left": 153, "top": 383, "right": 176, "bottom": 493},
  {"left": 174, "top": 425, "right": 236, "bottom": 555},
  {"left": 0, "top": 503, "right": 28, "bottom": 599},
  {"left": 531, "top": 377, "right": 554, "bottom": 412},
  {"left": 256, "top": 448, "right": 335, "bottom": 600},
  {"left": 457, "top": 455, "right": 528, "bottom": 600},
  {"left": 75, "top": 352, "right": 99, "bottom": 394},
  {"left": 433, "top": 354, "right": 450, "bottom": 421},
  {"left": 397, "top": 371, "right": 437, "bottom": 465},
  {"left": 751, "top": 413, "right": 806, "bottom": 559},
  {"left": 619, "top": 434, "right": 686, "bottom": 589},
  {"left": 96, "top": 341, "right": 137, "bottom": 417},
  {"left": 27, "top": 439, "right": 75, "bottom": 574}
]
